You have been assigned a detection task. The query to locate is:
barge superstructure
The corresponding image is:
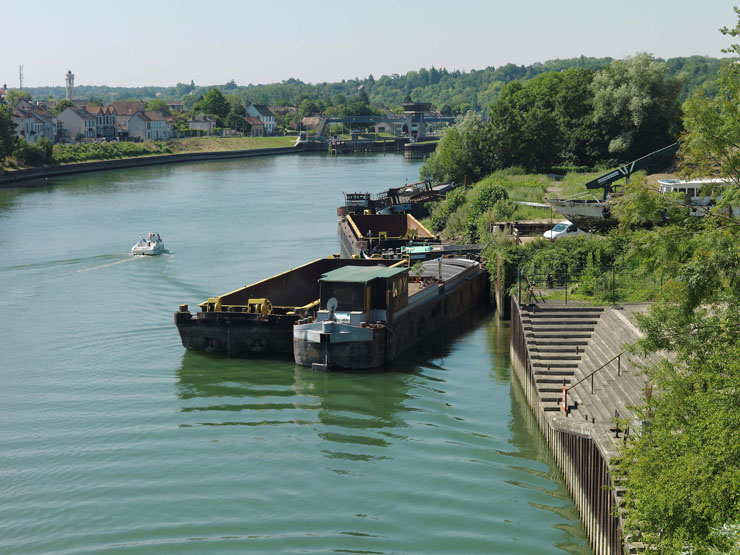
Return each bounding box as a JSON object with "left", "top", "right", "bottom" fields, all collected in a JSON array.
[{"left": 293, "top": 257, "right": 488, "bottom": 370}]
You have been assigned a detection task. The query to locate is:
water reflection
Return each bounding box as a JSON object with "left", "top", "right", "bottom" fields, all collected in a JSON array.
[
  {"left": 175, "top": 304, "right": 491, "bottom": 462},
  {"left": 504, "top": 361, "right": 591, "bottom": 554}
]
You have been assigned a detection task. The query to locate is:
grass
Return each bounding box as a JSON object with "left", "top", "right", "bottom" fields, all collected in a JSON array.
[{"left": 168, "top": 135, "right": 296, "bottom": 153}]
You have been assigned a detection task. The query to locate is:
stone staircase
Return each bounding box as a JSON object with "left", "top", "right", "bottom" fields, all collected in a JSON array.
[
  {"left": 521, "top": 302, "right": 651, "bottom": 424},
  {"left": 569, "top": 308, "right": 651, "bottom": 427},
  {"left": 519, "top": 301, "right": 654, "bottom": 555},
  {"left": 521, "top": 303, "right": 604, "bottom": 413}
]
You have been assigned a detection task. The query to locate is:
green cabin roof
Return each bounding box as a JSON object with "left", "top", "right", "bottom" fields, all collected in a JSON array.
[{"left": 320, "top": 265, "right": 408, "bottom": 284}]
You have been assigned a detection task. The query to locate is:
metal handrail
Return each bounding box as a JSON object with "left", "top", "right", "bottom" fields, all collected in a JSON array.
[{"left": 567, "top": 352, "right": 623, "bottom": 394}]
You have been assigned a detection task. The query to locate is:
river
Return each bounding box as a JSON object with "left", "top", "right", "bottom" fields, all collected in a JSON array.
[{"left": 0, "top": 153, "right": 589, "bottom": 554}]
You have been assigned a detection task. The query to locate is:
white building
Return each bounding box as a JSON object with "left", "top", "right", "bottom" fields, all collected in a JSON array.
[
  {"left": 57, "top": 106, "right": 97, "bottom": 140},
  {"left": 11, "top": 101, "right": 58, "bottom": 143},
  {"left": 187, "top": 114, "right": 217, "bottom": 133},
  {"left": 128, "top": 111, "right": 173, "bottom": 141},
  {"left": 247, "top": 104, "right": 276, "bottom": 135}
]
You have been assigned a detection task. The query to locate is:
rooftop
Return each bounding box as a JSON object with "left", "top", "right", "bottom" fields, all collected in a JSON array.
[{"left": 320, "top": 265, "right": 407, "bottom": 284}]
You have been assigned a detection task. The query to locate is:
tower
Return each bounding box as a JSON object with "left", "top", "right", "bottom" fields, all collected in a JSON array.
[
  {"left": 65, "top": 70, "right": 74, "bottom": 100},
  {"left": 19, "top": 65, "right": 24, "bottom": 89}
]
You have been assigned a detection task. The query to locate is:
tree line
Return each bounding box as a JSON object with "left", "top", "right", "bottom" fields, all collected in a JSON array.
[
  {"left": 420, "top": 53, "right": 684, "bottom": 183},
  {"left": 20, "top": 55, "right": 724, "bottom": 116}
]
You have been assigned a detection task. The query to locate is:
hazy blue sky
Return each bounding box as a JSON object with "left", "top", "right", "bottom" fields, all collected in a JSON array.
[{"left": 3, "top": 0, "right": 736, "bottom": 88}]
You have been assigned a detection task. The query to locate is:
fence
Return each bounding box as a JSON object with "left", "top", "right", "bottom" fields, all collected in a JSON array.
[{"left": 516, "top": 264, "right": 661, "bottom": 306}]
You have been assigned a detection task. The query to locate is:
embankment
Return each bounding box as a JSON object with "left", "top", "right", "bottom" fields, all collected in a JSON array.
[
  {"left": 509, "top": 298, "right": 653, "bottom": 555},
  {"left": 0, "top": 145, "right": 303, "bottom": 187}
]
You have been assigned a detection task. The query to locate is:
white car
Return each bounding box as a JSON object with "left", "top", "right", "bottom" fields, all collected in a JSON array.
[{"left": 543, "top": 220, "right": 589, "bottom": 240}]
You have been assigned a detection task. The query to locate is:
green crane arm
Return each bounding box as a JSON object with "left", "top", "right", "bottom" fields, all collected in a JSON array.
[{"left": 585, "top": 142, "right": 680, "bottom": 199}]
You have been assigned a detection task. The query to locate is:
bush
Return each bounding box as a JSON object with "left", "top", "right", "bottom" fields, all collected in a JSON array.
[
  {"left": 52, "top": 141, "right": 172, "bottom": 164},
  {"left": 13, "top": 137, "right": 54, "bottom": 166},
  {"left": 466, "top": 182, "right": 508, "bottom": 242}
]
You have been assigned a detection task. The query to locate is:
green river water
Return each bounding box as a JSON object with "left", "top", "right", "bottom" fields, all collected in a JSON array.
[{"left": 0, "top": 153, "right": 590, "bottom": 554}]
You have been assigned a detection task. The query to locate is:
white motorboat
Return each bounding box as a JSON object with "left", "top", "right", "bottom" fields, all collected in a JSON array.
[{"left": 132, "top": 233, "right": 164, "bottom": 255}]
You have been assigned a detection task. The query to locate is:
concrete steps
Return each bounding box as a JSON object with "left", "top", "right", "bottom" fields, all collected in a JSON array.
[
  {"left": 520, "top": 303, "right": 603, "bottom": 413},
  {"left": 568, "top": 308, "right": 651, "bottom": 426}
]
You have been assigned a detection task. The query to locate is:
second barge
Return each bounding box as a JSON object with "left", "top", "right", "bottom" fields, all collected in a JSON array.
[{"left": 339, "top": 213, "right": 439, "bottom": 258}]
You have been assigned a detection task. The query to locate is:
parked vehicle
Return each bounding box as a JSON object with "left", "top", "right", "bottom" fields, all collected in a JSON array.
[{"left": 543, "top": 220, "right": 589, "bottom": 240}]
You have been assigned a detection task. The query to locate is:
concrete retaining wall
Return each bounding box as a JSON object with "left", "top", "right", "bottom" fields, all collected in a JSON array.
[
  {"left": 0, "top": 145, "right": 303, "bottom": 187},
  {"left": 510, "top": 297, "right": 624, "bottom": 555}
]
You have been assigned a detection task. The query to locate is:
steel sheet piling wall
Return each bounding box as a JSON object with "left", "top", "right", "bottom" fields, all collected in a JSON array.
[{"left": 510, "top": 297, "right": 623, "bottom": 555}]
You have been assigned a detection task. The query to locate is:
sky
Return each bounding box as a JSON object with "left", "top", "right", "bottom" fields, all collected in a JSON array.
[{"left": 2, "top": 0, "right": 736, "bottom": 89}]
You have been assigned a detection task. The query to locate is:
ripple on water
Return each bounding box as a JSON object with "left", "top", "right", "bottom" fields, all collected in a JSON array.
[{"left": 0, "top": 156, "right": 589, "bottom": 555}]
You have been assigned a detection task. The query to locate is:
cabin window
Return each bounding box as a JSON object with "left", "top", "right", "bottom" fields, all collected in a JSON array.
[{"left": 321, "top": 283, "right": 365, "bottom": 312}]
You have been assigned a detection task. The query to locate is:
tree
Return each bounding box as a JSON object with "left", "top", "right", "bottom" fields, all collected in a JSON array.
[
  {"left": 680, "top": 11, "right": 740, "bottom": 205},
  {"left": 6, "top": 89, "right": 31, "bottom": 105},
  {"left": 194, "top": 88, "right": 230, "bottom": 119},
  {"left": 591, "top": 53, "right": 683, "bottom": 160},
  {"left": 0, "top": 105, "right": 16, "bottom": 161},
  {"left": 420, "top": 112, "right": 494, "bottom": 184},
  {"left": 225, "top": 111, "right": 245, "bottom": 132},
  {"left": 52, "top": 99, "right": 74, "bottom": 115},
  {"left": 145, "top": 98, "right": 171, "bottom": 115},
  {"left": 613, "top": 16, "right": 740, "bottom": 552}
]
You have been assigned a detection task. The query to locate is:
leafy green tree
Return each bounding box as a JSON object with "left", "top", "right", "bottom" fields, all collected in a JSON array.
[
  {"left": 0, "top": 105, "right": 17, "bottom": 161},
  {"left": 420, "top": 112, "right": 494, "bottom": 184},
  {"left": 225, "top": 111, "right": 245, "bottom": 132},
  {"left": 145, "top": 98, "right": 171, "bottom": 115},
  {"left": 680, "top": 12, "right": 740, "bottom": 205},
  {"left": 194, "top": 88, "right": 230, "bottom": 119},
  {"left": 52, "top": 99, "right": 74, "bottom": 115},
  {"left": 591, "top": 53, "right": 683, "bottom": 159},
  {"left": 6, "top": 89, "right": 31, "bottom": 105},
  {"left": 225, "top": 95, "right": 246, "bottom": 116},
  {"left": 298, "top": 99, "right": 320, "bottom": 118}
]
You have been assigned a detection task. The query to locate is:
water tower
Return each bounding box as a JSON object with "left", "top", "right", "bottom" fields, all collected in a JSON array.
[{"left": 65, "top": 70, "right": 74, "bottom": 100}]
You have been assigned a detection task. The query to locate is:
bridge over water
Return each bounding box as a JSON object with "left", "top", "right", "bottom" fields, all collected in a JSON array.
[{"left": 315, "top": 102, "right": 456, "bottom": 139}]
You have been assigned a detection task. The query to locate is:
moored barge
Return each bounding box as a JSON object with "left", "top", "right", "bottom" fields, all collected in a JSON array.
[
  {"left": 339, "top": 212, "right": 439, "bottom": 258},
  {"left": 293, "top": 257, "right": 489, "bottom": 370},
  {"left": 174, "top": 257, "right": 399, "bottom": 356}
]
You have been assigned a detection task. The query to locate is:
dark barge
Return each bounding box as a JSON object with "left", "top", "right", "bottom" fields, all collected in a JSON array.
[
  {"left": 293, "top": 257, "right": 489, "bottom": 370},
  {"left": 337, "top": 181, "right": 457, "bottom": 219},
  {"left": 174, "top": 257, "right": 399, "bottom": 356},
  {"left": 339, "top": 212, "right": 439, "bottom": 258}
]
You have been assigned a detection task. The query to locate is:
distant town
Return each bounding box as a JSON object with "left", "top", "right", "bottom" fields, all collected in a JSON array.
[{"left": 0, "top": 71, "right": 285, "bottom": 145}]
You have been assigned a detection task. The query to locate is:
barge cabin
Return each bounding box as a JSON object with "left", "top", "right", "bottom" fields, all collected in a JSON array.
[{"left": 293, "top": 257, "right": 488, "bottom": 370}]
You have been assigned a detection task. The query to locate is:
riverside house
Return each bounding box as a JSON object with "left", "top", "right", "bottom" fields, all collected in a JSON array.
[
  {"left": 84, "top": 105, "right": 117, "bottom": 141},
  {"left": 246, "top": 104, "right": 276, "bottom": 135},
  {"left": 10, "top": 100, "right": 58, "bottom": 143},
  {"left": 128, "top": 111, "right": 173, "bottom": 141},
  {"left": 187, "top": 114, "right": 217, "bottom": 134},
  {"left": 245, "top": 116, "right": 264, "bottom": 137},
  {"left": 110, "top": 101, "right": 145, "bottom": 136},
  {"left": 57, "top": 106, "right": 97, "bottom": 140}
]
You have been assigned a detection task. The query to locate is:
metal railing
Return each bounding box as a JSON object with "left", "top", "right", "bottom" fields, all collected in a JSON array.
[
  {"left": 561, "top": 352, "right": 624, "bottom": 415},
  {"left": 517, "top": 265, "right": 621, "bottom": 306}
]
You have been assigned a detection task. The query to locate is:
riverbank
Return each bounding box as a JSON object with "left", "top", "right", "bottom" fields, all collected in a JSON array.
[{"left": 0, "top": 142, "right": 302, "bottom": 187}]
